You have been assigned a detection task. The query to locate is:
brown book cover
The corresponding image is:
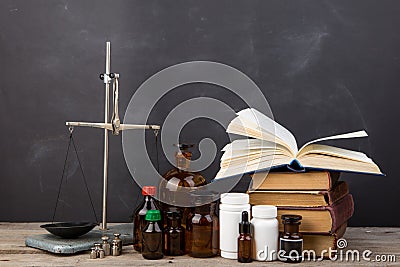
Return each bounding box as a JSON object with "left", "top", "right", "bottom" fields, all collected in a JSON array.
[
  {"left": 249, "top": 181, "right": 349, "bottom": 207},
  {"left": 277, "top": 194, "right": 354, "bottom": 233},
  {"left": 302, "top": 222, "right": 348, "bottom": 259},
  {"left": 251, "top": 171, "right": 340, "bottom": 191}
]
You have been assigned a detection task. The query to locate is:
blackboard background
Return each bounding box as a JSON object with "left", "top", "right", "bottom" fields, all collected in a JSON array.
[{"left": 0, "top": 0, "right": 399, "bottom": 226}]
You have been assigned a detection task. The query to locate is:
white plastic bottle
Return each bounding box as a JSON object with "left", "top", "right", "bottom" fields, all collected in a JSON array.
[
  {"left": 251, "top": 205, "right": 279, "bottom": 261},
  {"left": 219, "top": 193, "right": 250, "bottom": 259}
]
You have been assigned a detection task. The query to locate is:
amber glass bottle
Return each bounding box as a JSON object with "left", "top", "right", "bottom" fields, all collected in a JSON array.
[
  {"left": 238, "top": 211, "right": 252, "bottom": 263},
  {"left": 161, "top": 144, "right": 206, "bottom": 225},
  {"left": 279, "top": 214, "right": 303, "bottom": 263},
  {"left": 142, "top": 210, "right": 163, "bottom": 260},
  {"left": 162, "top": 144, "right": 206, "bottom": 188},
  {"left": 133, "top": 186, "right": 160, "bottom": 252},
  {"left": 164, "top": 211, "right": 185, "bottom": 256},
  {"left": 186, "top": 192, "right": 219, "bottom": 258}
]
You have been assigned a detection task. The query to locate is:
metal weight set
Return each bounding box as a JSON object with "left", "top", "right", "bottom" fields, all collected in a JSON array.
[{"left": 90, "top": 234, "right": 123, "bottom": 259}]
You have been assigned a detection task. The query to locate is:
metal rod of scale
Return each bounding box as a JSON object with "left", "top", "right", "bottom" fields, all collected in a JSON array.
[{"left": 66, "top": 42, "right": 160, "bottom": 230}]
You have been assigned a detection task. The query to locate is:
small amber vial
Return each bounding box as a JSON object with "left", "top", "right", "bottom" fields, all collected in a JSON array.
[
  {"left": 279, "top": 215, "right": 303, "bottom": 263},
  {"left": 164, "top": 211, "right": 186, "bottom": 256},
  {"left": 238, "top": 211, "right": 252, "bottom": 263},
  {"left": 142, "top": 210, "right": 163, "bottom": 260}
]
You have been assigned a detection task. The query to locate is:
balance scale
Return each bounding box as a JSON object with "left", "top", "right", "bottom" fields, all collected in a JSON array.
[{"left": 25, "top": 42, "right": 160, "bottom": 254}]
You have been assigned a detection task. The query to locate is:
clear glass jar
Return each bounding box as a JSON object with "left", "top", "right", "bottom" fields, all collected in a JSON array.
[{"left": 186, "top": 192, "right": 219, "bottom": 258}]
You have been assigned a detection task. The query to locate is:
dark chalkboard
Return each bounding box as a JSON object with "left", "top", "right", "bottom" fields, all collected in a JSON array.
[{"left": 0, "top": 0, "right": 399, "bottom": 226}]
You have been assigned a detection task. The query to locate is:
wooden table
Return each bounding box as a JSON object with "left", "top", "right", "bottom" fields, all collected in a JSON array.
[{"left": 0, "top": 223, "right": 399, "bottom": 266}]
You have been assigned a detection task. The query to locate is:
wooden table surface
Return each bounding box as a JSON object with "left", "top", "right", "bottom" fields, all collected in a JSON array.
[{"left": 0, "top": 223, "right": 399, "bottom": 266}]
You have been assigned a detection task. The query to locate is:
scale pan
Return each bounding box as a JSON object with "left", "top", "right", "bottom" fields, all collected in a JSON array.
[{"left": 40, "top": 222, "right": 98, "bottom": 239}]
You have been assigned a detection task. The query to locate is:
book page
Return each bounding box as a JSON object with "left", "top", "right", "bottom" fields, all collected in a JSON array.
[
  {"left": 230, "top": 108, "right": 298, "bottom": 155},
  {"left": 299, "top": 154, "right": 382, "bottom": 175},
  {"left": 298, "top": 144, "right": 373, "bottom": 162},
  {"left": 298, "top": 130, "right": 368, "bottom": 155}
]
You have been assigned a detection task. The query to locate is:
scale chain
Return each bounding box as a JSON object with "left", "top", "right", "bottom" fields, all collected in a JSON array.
[{"left": 51, "top": 130, "right": 99, "bottom": 224}]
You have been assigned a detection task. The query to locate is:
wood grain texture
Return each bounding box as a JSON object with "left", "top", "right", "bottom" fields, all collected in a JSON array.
[{"left": 0, "top": 223, "right": 399, "bottom": 266}]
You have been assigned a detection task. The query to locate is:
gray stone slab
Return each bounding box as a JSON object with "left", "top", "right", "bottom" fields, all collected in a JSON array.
[{"left": 25, "top": 223, "right": 133, "bottom": 254}]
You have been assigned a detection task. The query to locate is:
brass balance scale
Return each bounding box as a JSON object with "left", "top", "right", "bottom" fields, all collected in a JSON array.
[{"left": 25, "top": 42, "right": 160, "bottom": 253}]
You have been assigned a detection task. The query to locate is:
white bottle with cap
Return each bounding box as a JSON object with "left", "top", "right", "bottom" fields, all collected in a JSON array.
[
  {"left": 251, "top": 205, "right": 279, "bottom": 261},
  {"left": 219, "top": 193, "right": 250, "bottom": 259}
]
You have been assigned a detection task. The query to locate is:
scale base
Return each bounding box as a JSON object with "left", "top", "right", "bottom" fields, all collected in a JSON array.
[{"left": 25, "top": 223, "right": 133, "bottom": 254}]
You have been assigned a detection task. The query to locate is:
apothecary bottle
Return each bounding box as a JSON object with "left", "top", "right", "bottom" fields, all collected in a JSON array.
[
  {"left": 186, "top": 191, "right": 219, "bottom": 258},
  {"left": 160, "top": 144, "right": 207, "bottom": 224},
  {"left": 133, "top": 186, "right": 160, "bottom": 252},
  {"left": 279, "top": 214, "right": 303, "bottom": 263},
  {"left": 164, "top": 210, "right": 185, "bottom": 256},
  {"left": 142, "top": 210, "right": 163, "bottom": 260}
]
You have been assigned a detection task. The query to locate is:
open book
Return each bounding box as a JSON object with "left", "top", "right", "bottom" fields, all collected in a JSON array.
[{"left": 215, "top": 108, "right": 382, "bottom": 179}]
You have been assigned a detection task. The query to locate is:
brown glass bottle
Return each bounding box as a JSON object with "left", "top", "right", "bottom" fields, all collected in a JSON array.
[
  {"left": 142, "top": 210, "right": 163, "bottom": 260},
  {"left": 279, "top": 214, "right": 303, "bottom": 263},
  {"left": 238, "top": 211, "right": 252, "bottom": 263},
  {"left": 133, "top": 186, "right": 160, "bottom": 252},
  {"left": 186, "top": 192, "right": 219, "bottom": 258},
  {"left": 161, "top": 144, "right": 207, "bottom": 226},
  {"left": 164, "top": 211, "right": 185, "bottom": 256}
]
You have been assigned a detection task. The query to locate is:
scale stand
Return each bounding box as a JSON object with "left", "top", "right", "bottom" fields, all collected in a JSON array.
[
  {"left": 25, "top": 42, "right": 160, "bottom": 254},
  {"left": 66, "top": 42, "right": 160, "bottom": 230}
]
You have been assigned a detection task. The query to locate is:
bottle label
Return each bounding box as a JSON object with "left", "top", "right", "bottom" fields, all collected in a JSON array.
[
  {"left": 166, "top": 177, "right": 180, "bottom": 191},
  {"left": 279, "top": 238, "right": 303, "bottom": 261}
]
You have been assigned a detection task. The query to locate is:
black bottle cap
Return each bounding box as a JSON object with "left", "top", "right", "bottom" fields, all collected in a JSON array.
[
  {"left": 174, "top": 143, "right": 195, "bottom": 150},
  {"left": 281, "top": 214, "right": 302, "bottom": 224},
  {"left": 166, "top": 210, "right": 181, "bottom": 219},
  {"left": 239, "top": 211, "right": 251, "bottom": 234}
]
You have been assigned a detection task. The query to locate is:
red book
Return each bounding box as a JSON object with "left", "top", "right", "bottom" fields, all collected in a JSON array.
[{"left": 277, "top": 194, "right": 354, "bottom": 233}]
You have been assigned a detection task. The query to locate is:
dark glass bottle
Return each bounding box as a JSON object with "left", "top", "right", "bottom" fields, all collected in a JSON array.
[
  {"left": 279, "top": 214, "right": 303, "bottom": 263},
  {"left": 162, "top": 144, "right": 206, "bottom": 188},
  {"left": 161, "top": 144, "right": 207, "bottom": 226},
  {"left": 186, "top": 192, "right": 219, "bottom": 258},
  {"left": 142, "top": 210, "right": 163, "bottom": 260},
  {"left": 133, "top": 186, "right": 160, "bottom": 252},
  {"left": 164, "top": 211, "right": 185, "bottom": 256},
  {"left": 238, "top": 211, "right": 252, "bottom": 263}
]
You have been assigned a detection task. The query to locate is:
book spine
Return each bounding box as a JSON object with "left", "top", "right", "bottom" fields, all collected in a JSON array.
[
  {"left": 324, "top": 181, "right": 349, "bottom": 205},
  {"left": 326, "top": 194, "right": 354, "bottom": 233}
]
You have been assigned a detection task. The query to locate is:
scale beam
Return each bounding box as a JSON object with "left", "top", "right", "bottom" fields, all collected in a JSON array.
[{"left": 66, "top": 122, "right": 160, "bottom": 131}]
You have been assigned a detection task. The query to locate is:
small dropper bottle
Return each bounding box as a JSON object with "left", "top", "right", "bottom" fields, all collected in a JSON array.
[{"left": 237, "top": 211, "right": 252, "bottom": 263}]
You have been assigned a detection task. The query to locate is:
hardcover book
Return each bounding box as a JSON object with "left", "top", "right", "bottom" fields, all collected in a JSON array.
[
  {"left": 250, "top": 171, "right": 340, "bottom": 191},
  {"left": 248, "top": 181, "right": 349, "bottom": 207},
  {"left": 302, "top": 222, "right": 348, "bottom": 258},
  {"left": 276, "top": 194, "right": 354, "bottom": 233},
  {"left": 215, "top": 108, "right": 382, "bottom": 179}
]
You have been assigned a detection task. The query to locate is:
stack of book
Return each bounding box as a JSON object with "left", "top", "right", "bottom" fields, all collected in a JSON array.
[
  {"left": 214, "top": 108, "right": 383, "bottom": 258},
  {"left": 249, "top": 171, "right": 352, "bottom": 258}
]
